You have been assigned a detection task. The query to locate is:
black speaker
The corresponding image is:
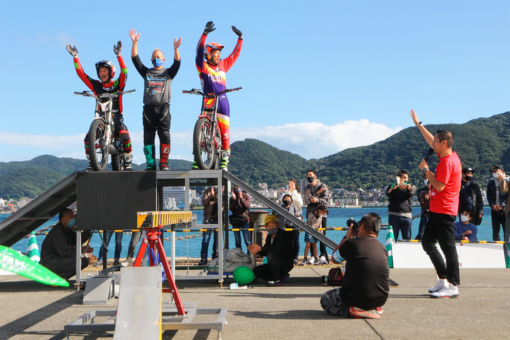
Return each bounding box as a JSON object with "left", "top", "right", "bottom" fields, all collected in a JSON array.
[{"left": 76, "top": 172, "right": 157, "bottom": 230}]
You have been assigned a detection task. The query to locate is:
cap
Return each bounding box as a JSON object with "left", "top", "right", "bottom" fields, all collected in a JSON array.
[
  {"left": 491, "top": 165, "right": 503, "bottom": 172},
  {"left": 462, "top": 167, "right": 475, "bottom": 174},
  {"left": 264, "top": 215, "right": 278, "bottom": 225}
]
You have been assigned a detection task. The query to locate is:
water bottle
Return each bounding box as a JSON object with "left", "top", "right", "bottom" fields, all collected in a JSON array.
[{"left": 229, "top": 283, "right": 248, "bottom": 289}]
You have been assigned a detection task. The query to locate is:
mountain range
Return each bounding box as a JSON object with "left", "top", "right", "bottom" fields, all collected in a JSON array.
[{"left": 1, "top": 111, "right": 508, "bottom": 199}]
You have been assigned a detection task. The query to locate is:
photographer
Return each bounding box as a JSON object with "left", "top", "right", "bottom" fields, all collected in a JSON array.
[
  {"left": 229, "top": 185, "right": 252, "bottom": 252},
  {"left": 320, "top": 213, "right": 389, "bottom": 319},
  {"left": 386, "top": 170, "right": 413, "bottom": 240}
]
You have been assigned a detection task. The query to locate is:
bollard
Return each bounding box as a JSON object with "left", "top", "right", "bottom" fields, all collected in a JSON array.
[
  {"left": 505, "top": 243, "right": 510, "bottom": 269},
  {"left": 27, "top": 231, "right": 40, "bottom": 263},
  {"left": 385, "top": 225, "right": 395, "bottom": 268}
]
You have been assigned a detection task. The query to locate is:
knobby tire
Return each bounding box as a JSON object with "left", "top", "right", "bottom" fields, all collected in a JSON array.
[
  {"left": 193, "top": 117, "right": 217, "bottom": 170},
  {"left": 87, "top": 119, "right": 109, "bottom": 171}
]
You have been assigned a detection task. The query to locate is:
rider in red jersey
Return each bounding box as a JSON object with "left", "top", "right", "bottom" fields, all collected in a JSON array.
[
  {"left": 194, "top": 21, "right": 243, "bottom": 170},
  {"left": 66, "top": 42, "right": 133, "bottom": 170}
]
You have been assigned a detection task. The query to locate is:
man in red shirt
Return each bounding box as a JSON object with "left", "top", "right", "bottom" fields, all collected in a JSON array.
[{"left": 410, "top": 110, "right": 462, "bottom": 298}]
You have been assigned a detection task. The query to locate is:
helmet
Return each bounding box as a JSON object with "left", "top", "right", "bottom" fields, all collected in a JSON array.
[
  {"left": 204, "top": 43, "right": 224, "bottom": 63},
  {"left": 95, "top": 60, "right": 116, "bottom": 82}
]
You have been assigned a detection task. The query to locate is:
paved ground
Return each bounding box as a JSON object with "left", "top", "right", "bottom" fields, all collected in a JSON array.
[{"left": 1, "top": 265, "right": 509, "bottom": 340}]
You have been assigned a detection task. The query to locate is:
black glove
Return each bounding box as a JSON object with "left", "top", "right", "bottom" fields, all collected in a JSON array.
[
  {"left": 113, "top": 41, "right": 122, "bottom": 56},
  {"left": 66, "top": 45, "right": 78, "bottom": 57},
  {"left": 204, "top": 21, "right": 215, "bottom": 35},
  {"left": 232, "top": 26, "right": 243, "bottom": 38}
]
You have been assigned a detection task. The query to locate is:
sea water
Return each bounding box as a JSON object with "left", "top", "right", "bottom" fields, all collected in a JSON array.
[{"left": 0, "top": 207, "right": 500, "bottom": 259}]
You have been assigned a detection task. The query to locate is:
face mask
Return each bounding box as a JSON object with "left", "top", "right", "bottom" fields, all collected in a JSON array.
[
  {"left": 460, "top": 215, "right": 469, "bottom": 222},
  {"left": 493, "top": 173, "right": 499, "bottom": 179},
  {"left": 152, "top": 58, "right": 164, "bottom": 67},
  {"left": 306, "top": 176, "right": 314, "bottom": 183},
  {"left": 283, "top": 200, "right": 292, "bottom": 206},
  {"left": 464, "top": 176, "right": 472, "bottom": 182},
  {"left": 68, "top": 219, "right": 75, "bottom": 228},
  {"left": 267, "top": 227, "right": 278, "bottom": 235}
]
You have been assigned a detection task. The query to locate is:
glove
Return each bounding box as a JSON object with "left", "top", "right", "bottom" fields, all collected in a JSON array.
[
  {"left": 204, "top": 21, "right": 215, "bottom": 35},
  {"left": 113, "top": 41, "right": 122, "bottom": 56},
  {"left": 232, "top": 26, "right": 243, "bottom": 38},
  {"left": 66, "top": 45, "right": 78, "bottom": 57}
]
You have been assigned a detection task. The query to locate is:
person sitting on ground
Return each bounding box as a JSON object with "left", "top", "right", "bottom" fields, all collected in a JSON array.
[
  {"left": 453, "top": 209, "right": 478, "bottom": 242},
  {"left": 40, "top": 208, "right": 92, "bottom": 280},
  {"left": 321, "top": 212, "right": 389, "bottom": 319},
  {"left": 247, "top": 215, "right": 296, "bottom": 286},
  {"left": 276, "top": 192, "right": 302, "bottom": 264},
  {"left": 301, "top": 202, "right": 328, "bottom": 266}
]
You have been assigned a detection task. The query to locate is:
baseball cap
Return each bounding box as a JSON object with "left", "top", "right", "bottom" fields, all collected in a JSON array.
[
  {"left": 462, "top": 167, "right": 475, "bottom": 174},
  {"left": 491, "top": 165, "right": 503, "bottom": 172}
]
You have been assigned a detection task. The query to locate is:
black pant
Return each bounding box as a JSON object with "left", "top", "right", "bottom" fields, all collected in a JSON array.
[
  {"left": 143, "top": 104, "right": 171, "bottom": 145},
  {"left": 319, "top": 216, "right": 329, "bottom": 261},
  {"left": 491, "top": 209, "right": 506, "bottom": 241},
  {"left": 41, "top": 257, "right": 89, "bottom": 280},
  {"left": 422, "top": 211, "right": 459, "bottom": 286},
  {"left": 252, "top": 251, "right": 293, "bottom": 282}
]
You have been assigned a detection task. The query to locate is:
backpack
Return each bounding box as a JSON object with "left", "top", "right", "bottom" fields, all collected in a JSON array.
[{"left": 328, "top": 267, "right": 343, "bottom": 286}]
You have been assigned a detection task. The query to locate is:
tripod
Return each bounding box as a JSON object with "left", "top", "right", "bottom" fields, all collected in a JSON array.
[{"left": 133, "top": 224, "right": 185, "bottom": 315}]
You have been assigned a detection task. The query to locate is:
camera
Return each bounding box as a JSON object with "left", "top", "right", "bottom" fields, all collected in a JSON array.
[{"left": 346, "top": 217, "right": 359, "bottom": 236}]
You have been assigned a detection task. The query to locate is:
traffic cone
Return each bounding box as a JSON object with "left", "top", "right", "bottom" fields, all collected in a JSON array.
[
  {"left": 27, "top": 231, "right": 40, "bottom": 263},
  {"left": 385, "top": 225, "right": 395, "bottom": 268}
]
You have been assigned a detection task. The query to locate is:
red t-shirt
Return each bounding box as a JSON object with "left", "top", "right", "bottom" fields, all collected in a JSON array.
[{"left": 429, "top": 152, "right": 462, "bottom": 216}]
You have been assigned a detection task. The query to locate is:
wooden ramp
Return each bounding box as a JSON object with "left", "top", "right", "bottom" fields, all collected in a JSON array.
[{"left": 114, "top": 267, "right": 163, "bottom": 340}]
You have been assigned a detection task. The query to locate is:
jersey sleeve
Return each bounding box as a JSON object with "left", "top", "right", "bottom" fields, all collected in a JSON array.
[
  {"left": 166, "top": 58, "right": 181, "bottom": 79},
  {"left": 73, "top": 57, "right": 95, "bottom": 91},
  {"left": 220, "top": 38, "right": 243, "bottom": 72},
  {"left": 196, "top": 33, "right": 207, "bottom": 73},
  {"left": 117, "top": 55, "right": 128, "bottom": 90},
  {"left": 131, "top": 55, "right": 148, "bottom": 78}
]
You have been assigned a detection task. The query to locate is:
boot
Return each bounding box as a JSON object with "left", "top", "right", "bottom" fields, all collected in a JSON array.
[
  {"left": 192, "top": 161, "right": 199, "bottom": 170},
  {"left": 85, "top": 154, "right": 92, "bottom": 171},
  {"left": 159, "top": 144, "right": 170, "bottom": 171},
  {"left": 143, "top": 144, "right": 156, "bottom": 170},
  {"left": 123, "top": 152, "right": 133, "bottom": 171},
  {"left": 220, "top": 149, "right": 230, "bottom": 170}
]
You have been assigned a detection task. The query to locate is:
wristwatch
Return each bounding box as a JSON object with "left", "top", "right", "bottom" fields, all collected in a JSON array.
[{"left": 422, "top": 168, "right": 429, "bottom": 173}]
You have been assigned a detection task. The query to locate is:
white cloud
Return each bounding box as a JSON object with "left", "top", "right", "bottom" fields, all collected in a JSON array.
[{"left": 0, "top": 119, "right": 401, "bottom": 163}]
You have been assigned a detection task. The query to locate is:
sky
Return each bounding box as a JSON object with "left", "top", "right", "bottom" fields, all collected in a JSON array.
[{"left": 0, "top": 0, "right": 508, "bottom": 164}]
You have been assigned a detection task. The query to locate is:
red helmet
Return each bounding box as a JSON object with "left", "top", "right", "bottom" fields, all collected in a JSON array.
[
  {"left": 95, "top": 60, "right": 116, "bottom": 82},
  {"left": 204, "top": 43, "right": 224, "bottom": 63}
]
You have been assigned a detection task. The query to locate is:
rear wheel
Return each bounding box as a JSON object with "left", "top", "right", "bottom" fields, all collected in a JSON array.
[
  {"left": 193, "top": 117, "right": 217, "bottom": 170},
  {"left": 87, "top": 119, "right": 109, "bottom": 171}
]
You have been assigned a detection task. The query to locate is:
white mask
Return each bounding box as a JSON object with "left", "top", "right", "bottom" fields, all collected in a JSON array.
[
  {"left": 460, "top": 215, "right": 469, "bottom": 222},
  {"left": 492, "top": 173, "right": 499, "bottom": 179}
]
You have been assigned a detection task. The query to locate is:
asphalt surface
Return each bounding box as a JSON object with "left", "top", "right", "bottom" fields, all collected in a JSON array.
[{"left": 1, "top": 264, "right": 509, "bottom": 340}]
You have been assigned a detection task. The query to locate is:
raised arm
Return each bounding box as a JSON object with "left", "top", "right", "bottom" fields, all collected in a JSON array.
[
  {"left": 174, "top": 37, "right": 181, "bottom": 61},
  {"left": 410, "top": 109, "right": 434, "bottom": 148},
  {"left": 129, "top": 29, "right": 140, "bottom": 58}
]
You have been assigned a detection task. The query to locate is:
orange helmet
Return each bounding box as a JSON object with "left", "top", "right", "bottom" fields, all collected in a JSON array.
[{"left": 204, "top": 42, "right": 224, "bottom": 63}]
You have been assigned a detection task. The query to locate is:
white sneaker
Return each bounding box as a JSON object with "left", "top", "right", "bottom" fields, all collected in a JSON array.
[
  {"left": 431, "top": 285, "right": 459, "bottom": 298},
  {"left": 308, "top": 257, "right": 316, "bottom": 265},
  {"left": 428, "top": 278, "right": 448, "bottom": 293},
  {"left": 121, "top": 257, "right": 134, "bottom": 267},
  {"left": 94, "top": 260, "right": 103, "bottom": 267},
  {"left": 319, "top": 256, "right": 328, "bottom": 265}
]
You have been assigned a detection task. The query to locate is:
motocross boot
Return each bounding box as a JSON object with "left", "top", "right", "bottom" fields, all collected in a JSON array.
[
  {"left": 159, "top": 144, "right": 170, "bottom": 171},
  {"left": 220, "top": 149, "right": 230, "bottom": 170},
  {"left": 192, "top": 161, "right": 199, "bottom": 170},
  {"left": 85, "top": 154, "right": 92, "bottom": 171},
  {"left": 143, "top": 144, "right": 156, "bottom": 170},
  {"left": 124, "top": 152, "right": 133, "bottom": 171}
]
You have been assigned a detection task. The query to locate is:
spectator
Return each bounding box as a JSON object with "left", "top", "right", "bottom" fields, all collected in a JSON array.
[
  {"left": 497, "top": 168, "right": 510, "bottom": 242},
  {"left": 487, "top": 165, "right": 507, "bottom": 241},
  {"left": 459, "top": 167, "right": 484, "bottom": 226},
  {"left": 386, "top": 170, "right": 414, "bottom": 240},
  {"left": 122, "top": 230, "right": 146, "bottom": 267},
  {"left": 300, "top": 202, "right": 328, "bottom": 265},
  {"left": 453, "top": 209, "right": 478, "bottom": 242},
  {"left": 129, "top": 28, "right": 181, "bottom": 171},
  {"left": 288, "top": 179, "right": 303, "bottom": 212},
  {"left": 95, "top": 231, "right": 123, "bottom": 268},
  {"left": 199, "top": 186, "right": 219, "bottom": 266},
  {"left": 411, "top": 110, "right": 462, "bottom": 298},
  {"left": 277, "top": 192, "right": 302, "bottom": 264},
  {"left": 304, "top": 170, "right": 330, "bottom": 264},
  {"left": 321, "top": 212, "right": 389, "bottom": 319},
  {"left": 415, "top": 174, "right": 431, "bottom": 240},
  {"left": 248, "top": 215, "right": 297, "bottom": 286},
  {"left": 229, "top": 185, "right": 252, "bottom": 251},
  {"left": 40, "top": 208, "right": 92, "bottom": 280}
]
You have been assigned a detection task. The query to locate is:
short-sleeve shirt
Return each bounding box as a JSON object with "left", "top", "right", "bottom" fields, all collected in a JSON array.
[
  {"left": 339, "top": 237, "right": 389, "bottom": 310},
  {"left": 429, "top": 152, "right": 462, "bottom": 216}
]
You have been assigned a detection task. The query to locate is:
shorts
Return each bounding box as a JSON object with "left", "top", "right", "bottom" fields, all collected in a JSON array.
[
  {"left": 320, "top": 288, "right": 349, "bottom": 317},
  {"left": 305, "top": 232, "right": 319, "bottom": 243}
]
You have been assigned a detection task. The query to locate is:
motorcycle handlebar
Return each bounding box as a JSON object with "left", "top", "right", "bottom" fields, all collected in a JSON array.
[
  {"left": 182, "top": 87, "right": 242, "bottom": 97},
  {"left": 73, "top": 89, "right": 135, "bottom": 98}
]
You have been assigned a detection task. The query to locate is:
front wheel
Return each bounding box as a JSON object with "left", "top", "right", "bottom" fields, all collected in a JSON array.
[
  {"left": 193, "top": 117, "right": 217, "bottom": 170},
  {"left": 87, "top": 119, "right": 109, "bottom": 171}
]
